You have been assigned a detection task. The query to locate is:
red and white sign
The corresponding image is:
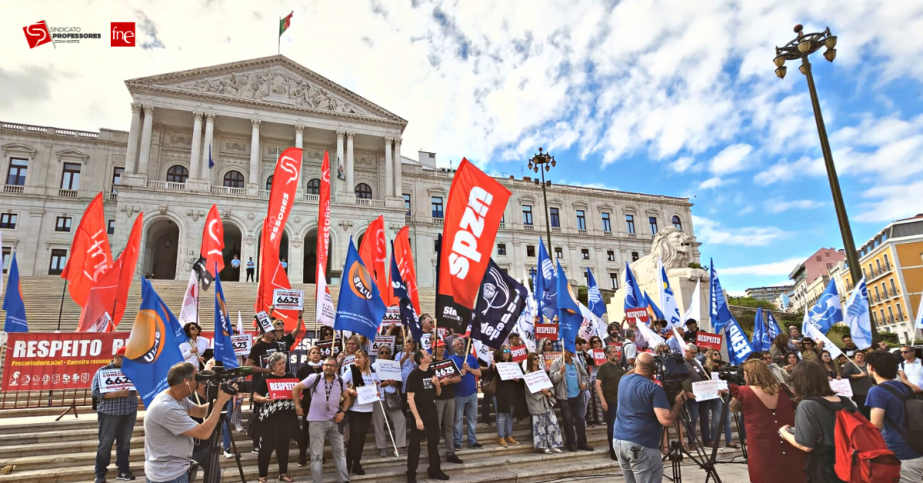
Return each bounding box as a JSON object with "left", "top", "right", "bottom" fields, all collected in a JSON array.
[
  {"left": 2, "top": 332, "right": 128, "bottom": 392},
  {"left": 696, "top": 331, "right": 723, "bottom": 350},
  {"left": 535, "top": 323, "right": 558, "bottom": 341},
  {"left": 510, "top": 344, "right": 528, "bottom": 363},
  {"left": 267, "top": 378, "right": 299, "bottom": 400},
  {"left": 591, "top": 349, "right": 607, "bottom": 366},
  {"left": 543, "top": 353, "right": 558, "bottom": 371},
  {"left": 98, "top": 369, "right": 135, "bottom": 393},
  {"left": 110, "top": 22, "right": 135, "bottom": 47},
  {"left": 625, "top": 308, "right": 649, "bottom": 324},
  {"left": 23, "top": 20, "right": 53, "bottom": 49}
]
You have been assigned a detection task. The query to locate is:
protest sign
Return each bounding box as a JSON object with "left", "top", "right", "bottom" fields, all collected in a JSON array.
[
  {"left": 267, "top": 378, "right": 299, "bottom": 400},
  {"left": 273, "top": 289, "right": 304, "bottom": 310},
  {"left": 255, "top": 311, "right": 273, "bottom": 333},
  {"left": 692, "top": 380, "right": 720, "bottom": 401},
  {"left": 421, "top": 333, "right": 433, "bottom": 352},
  {"left": 98, "top": 368, "right": 135, "bottom": 393},
  {"left": 510, "top": 344, "right": 528, "bottom": 363},
  {"left": 437, "top": 327, "right": 447, "bottom": 339},
  {"left": 383, "top": 306, "right": 402, "bottom": 325},
  {"left": 524, "top": 370, "right": 553, "bottom": 393},
  {"left": 497, "top": 362, "right": 524, "bottom": 380},
  {"left": 356, "top": 385, "right": 379, "bottom": 406},
  {"left": 543, "top": 353, "right": 558, "bottom": 371},
  {"left": 591, "top": 349, "right": 607, "bottom": 366},
  {"left": 696, "top": 331, "right": 722, "bottom": 350},
  {"left": 231, "top": 334, "right": 252, "bottom": 356},
  {"left": 2, "top": 332, "right": 130, "bottom": 392},
  {"left": 375, "top": 359, "right": 402, "bottom": 381},
  {"left": 535, "top": 323, "right": 558, "bottom": 341},
  {"left": 829, "top": 378, "right": 853, "bottom": 397},
  {"left": 370, "top": 336, "right": 395, "bottom": 357},
  {"left": 340, "top": 355, "right": 356, "bottom": 376},
  {"left": 625, "top": 308, "right": 649, "bottom": 324},
  {"left": 433, "top": 359, "right": 460, "bottom": 380}
]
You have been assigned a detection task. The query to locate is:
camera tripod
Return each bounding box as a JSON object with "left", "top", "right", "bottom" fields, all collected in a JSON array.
[
  {"left": 662, "top": 393, "right": 737, "bottom": 483},
  {"left": 201, "top": 385, "right": 247, "bottom": 483}
]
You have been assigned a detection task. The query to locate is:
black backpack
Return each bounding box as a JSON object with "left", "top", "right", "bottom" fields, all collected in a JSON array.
[
  {"left": 309, "top": 373, "right": 344, "bottom": 397},
  {"left": 879, "top": 383, "right": 923, "bottom": 454}
]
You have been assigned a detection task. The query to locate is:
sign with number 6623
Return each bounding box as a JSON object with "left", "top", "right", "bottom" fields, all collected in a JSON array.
[
  {"left": 99, "top": 368, "right": 135, "bottom": 393},
  {"left": 273, "top": 289, "right": 304, "bottom": 310}
]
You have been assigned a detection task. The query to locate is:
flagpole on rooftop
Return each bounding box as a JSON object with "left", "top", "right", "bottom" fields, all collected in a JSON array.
[{"left": 278, "top": 16, "right": 281, "bottom": 54}]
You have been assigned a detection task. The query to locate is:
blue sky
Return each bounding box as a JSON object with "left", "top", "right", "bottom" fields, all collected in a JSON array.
[{"left": 4, "top": 0, "right": 923, "bottom": 293}]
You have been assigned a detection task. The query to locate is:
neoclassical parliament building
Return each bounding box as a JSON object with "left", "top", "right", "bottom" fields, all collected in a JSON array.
[{"left": 0, "top": 55, "right": 697, "bottom": 289}]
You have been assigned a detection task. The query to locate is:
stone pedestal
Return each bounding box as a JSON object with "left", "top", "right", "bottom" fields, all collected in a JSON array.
[
  {"left": 606, "top": 268, "right": 710, "bottom": 329},
  {"left": 247, "top": 184, "right": 259, "bottom": 196}
]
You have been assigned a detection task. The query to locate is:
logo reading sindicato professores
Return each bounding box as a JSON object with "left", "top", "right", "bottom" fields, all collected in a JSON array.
[
  {"left": 24, "top": 20, "right": 103, "bottom": 47},
  {"left": 23, "top": 20, "right": 52, "bottom": 48}
]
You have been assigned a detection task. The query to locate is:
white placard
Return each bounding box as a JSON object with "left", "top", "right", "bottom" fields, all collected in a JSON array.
[
  {"left": 717, "top": 380, "right": 728, "bottom": 391},
  {"left": 273, "top": 289, "right": 304, "bottom": 310},
  {"left": 341, "top": 355, "right": 356, "bottom": 376},
  {"left": 692, "top": 380, "right": 720, "bottom": 401},
  {"left": 497, "top": 362, "right": 525, "bottom": 381},
  {"left": 256, "top": 311, "right": 273, "bottom": 333},
  {"left": 370, "top": 336, "right": 395, "bottom": 357},
  {"left": 231, "top": 334, "right": 252, "bottom": 356},
  {"left": 524, "top": 370, "right": 553, "bottom": 394},
  {"left": 829, "top": 378, "right": 853, "bottom": 397},
  {"left": 98, "top": 369, "right": 135, "bottom": 393},
  {"left": 375, "top": 359, "right": 403, "bottom": 382},
  {"left": 421, "top": 333, "right": 432, "bottom": 351},
  {"left": 356, "top": 385, "right": 379, "bottom": 406}
]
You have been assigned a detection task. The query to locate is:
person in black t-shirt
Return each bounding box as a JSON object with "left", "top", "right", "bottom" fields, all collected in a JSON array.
[
  {"left": 406, "top": 350, "right": 450, "bottom": 482},
  {"left": 246, "top": 329, "right": 284, "bottom": 452},
  {"left": 683, "top": 319, "right": 700, "bottom": 344},
  {"left": 271, "top": 309, "right": 304, "bottom": 352},
  {"left": 433, "top": 340, "right": 463, "bottom": 464}
]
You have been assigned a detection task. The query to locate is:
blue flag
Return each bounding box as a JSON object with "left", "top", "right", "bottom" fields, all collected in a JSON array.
[
  {"left": 644, "top": 291, "right": 665, "bottom": 321},
  {"left": 555, "top": 262, "right": 582, "bottom": 354},
  {"left": 725, "top": 316, "right": 754, "bottom": 365},
  {"left": 208, "top": 143, "right": 215, "bottom": 169},
  {"left": 2, "top": 254, "right": 27, "bottom": 333},
  {"left": 624, "top": 262, "right": 644, "bottom": 310},
  {"left": 766, "top": 311, "right": 783, "bottom": 340},
  {"left": 751, "top": 308, "right": 773, "bottom": 353},
  {"left": 586, "top": 268, "right": 606, "bottom": 318},
  {"left": 122, "top": 278, "right": 185, "bottom": 407},
  {"left": 536, "top": 239, "right": 557, "bottom": 319},
  {"left": 844, "top": 277, "right": 873, "bottom": 349},
  {"left": 709, "top": 259, "right": 735, "bottom": 334},
  {"left": 805, "top": 279, "right": 843, "bottom": 335},
  {"left": 391, "top": 243, "right": 422, "bottom": 344},
  {"left": 335, "top": 238, "right": 387, "bottom": 342},
  {"left": 213, "top": 270, "right": 239, "bottom": 369}
]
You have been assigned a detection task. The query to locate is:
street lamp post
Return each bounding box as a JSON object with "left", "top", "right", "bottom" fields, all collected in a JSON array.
[
  {"left": 774, "top": 24, "right": 876, "bottom": 339},
  {"left": 528, "top": 147, "right": 556, "bottom": 259}
]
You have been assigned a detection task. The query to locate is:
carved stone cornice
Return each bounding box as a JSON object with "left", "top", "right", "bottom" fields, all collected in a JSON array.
[
  {"left": 205, "top": 113, "right": 216, "bottom": 122},
  {"left": 131, "top": 103, "right": 142, "bottom": 113},
  {"left": 143, "top": 106, "right": 155, "bottom": 115},
  {"left": 294, "top": 125, "right": 304, "bottom": 134}
]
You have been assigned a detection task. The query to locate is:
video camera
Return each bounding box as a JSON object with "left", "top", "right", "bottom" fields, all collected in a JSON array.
[
  {"left": 195, "top": 366, "right": 252, "bottom": 397},
  {"left": 653, "top": 353, "right": 689, "bottom": 402},
  {"left": 717, "top": 365, "right": 745, "bottom": 386}
]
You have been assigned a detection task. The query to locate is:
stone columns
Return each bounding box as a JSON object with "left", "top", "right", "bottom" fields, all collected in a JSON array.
[
  {"left": 335, "top": 131, "right": 345, "bottom": 194},
  {"left": 189, "top": 112, "right": 203, "bottom": 181},
  {"left": 393, "top": 137, "right": 402, "bottom": 197},
  {"left": 384, "top": 137, "right": 393, "bottom": 199},
  {"left": 295, "top": 125, "right": 304, "bottom": 149},
  {"left": 346, "top": 132, "right": 355, "bottom": 194},
  {"left": 288, "top": 240, "right": 304, "bottom": 284},
  {"left": 125, "top": 104, "right": 142, "bottom": 173},
  {"left": 201, "top": 114, "right": 215, "bottom": 182},
  {"left": 248, "top": 119, "right": 261, "bottom": 189},
  {"left": 137, "top": 105, "right": 155, "bottom": 178}
]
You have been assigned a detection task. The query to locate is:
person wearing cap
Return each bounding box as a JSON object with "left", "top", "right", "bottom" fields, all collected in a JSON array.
[{"left": 91, "top": 347, "right": 139, "bottom": 483}]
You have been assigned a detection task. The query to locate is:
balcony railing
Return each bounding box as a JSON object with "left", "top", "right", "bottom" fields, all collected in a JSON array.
[
  {"left": 2, "top": 185, "right": 24, "bottom": 194},
  {"left": 887, "top": 288, "right": 900, "bottom": 299},
  {"left": 432, "top": 217, "right": 444, "bottom": 226},
  {"left": 303, "top": 193, "right": 319, "bottom": 203},
  {"left": 524, "top": 225, "right": 534, "bottom": 231},
  {"left": 499, "top": 222, "right": 506, "bottom": 230},
  {"left": 211, "top": 185, "right": 245, "bottom": 196},
  {"left": 868, "top": 264, "right": 893, "bottom": 280},
  {"left": 603, "top": 231, "right": 613, "bottom": 237},
  {"left": 578, "top": 229, "right": 588, "bottom": 236},
  {"left": 147, "top": 180, "right": 186, "bottom": 191},
  {"left": 552, "top": 227, "right": 561, "bottom": 234},
  {"left": 405, "top": 216, "right": 412, "bottom": 225},
  {"left": 896, "top": 313, "right": 905, "bottom": 322},
  {"left": 258, "top": 190, "right": 271, "bottom": 199},
  {"left": 58, "top": 189, "right": 78, "bottom": 198},
  {"left": 107, "top": 191, "right": 118, "bottom": 201}
]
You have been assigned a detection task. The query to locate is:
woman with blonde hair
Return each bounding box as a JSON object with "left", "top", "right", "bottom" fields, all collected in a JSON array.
[
  {"left": 730, "top": 359, "right": 805, "bottom": 483},
  {"left": 343, "top": 348, "right": 380, "bottom": 475},
  {"left": 337, "top": 335, "right": 361, "bottom": 367}
]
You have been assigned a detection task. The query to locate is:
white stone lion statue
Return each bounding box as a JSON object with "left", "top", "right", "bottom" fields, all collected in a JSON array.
[{"left": 629, "top": 227, "right": 705, "bottom": 286}]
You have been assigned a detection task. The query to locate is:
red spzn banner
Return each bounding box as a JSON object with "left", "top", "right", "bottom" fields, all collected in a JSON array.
[{"left": 2, "top": 332, "right": 128, "bottom": 392}]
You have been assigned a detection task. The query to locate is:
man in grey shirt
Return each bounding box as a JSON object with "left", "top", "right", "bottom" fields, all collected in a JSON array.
[{"left": 143, "top": 362, "right": 233, "bottom": 483}]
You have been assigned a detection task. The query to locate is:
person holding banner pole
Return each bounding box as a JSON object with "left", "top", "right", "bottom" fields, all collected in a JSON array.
[
  {"left": 451, "top": 337, "right": 483, "bottom": 451},
  {"left": 371, "top": 345, "right": 406, "bottom": 458},
  {"left": 485, "top": 345, "right": 523, "bottom": 448},
  {"left": 91, "top": 347, "right": 139, "bottom": 483},
  {"left": 406, "top": 350, "right": 450, "bottom": 482},
  {"left": 251, "top": 352, "right": 298, "bottom": 483}
]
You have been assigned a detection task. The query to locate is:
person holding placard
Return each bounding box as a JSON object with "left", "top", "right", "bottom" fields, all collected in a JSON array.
[
  {"left": 251, "top": 352, "right": 299, "bottom": 483},
  {"left": 681, "top": 343, "right": 713, "bottom": 447},
  {"left": 729, "top": 359, "right": 805, "bottom": 483},
  {"left": 483, "top": 345, "right": 524, "bottom": 448},
  {"left": 586, "top": 336, "right": 605, "bottom": 427},
  {"left": 524, "top": 352, "right": 564, "bottom": 454},
  {"left": 432, "top": 340, "right": 464, "bottom": 463},
  {"left": 91, "top": 347, "right": 139, "bottom": 483},
  {"left": 343, "top": 349, "right": 380, "bottom": 475},
  {"left": 397, "top": 339, "right": 419, "bottom": 401},
  {"left": 180, "top": 322, "right": 209, "bottom": 369},
  {"left": 295, "top": 346, "right": 324, "bottom": 467},
  {"left": 406, "top": 350, "right": 450, "bottom": 482},
  {"left": 371, "top": 345, "right": 407, "bottom": 457},
  {"left": 595, "top": 345, "right": 624, "bottom": 461},
  {"left": 550, "top": 350, "right": 592, "bottom": 452},
  {"left": 271, "top": 308, "right": 305, "bottom": 353},
  {"left": 840, "top": 349, "right": 873, "bottom": 419},
  {"left": 337, "top": 336, "right": 361, "bottom": 368},
  {"left": 449, "top": 337, "right": 483, "bottom": 451}
]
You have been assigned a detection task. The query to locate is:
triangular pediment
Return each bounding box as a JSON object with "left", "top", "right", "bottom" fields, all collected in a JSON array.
[{"left": 125, "top": 55, "right": 406, "bottom": 128}]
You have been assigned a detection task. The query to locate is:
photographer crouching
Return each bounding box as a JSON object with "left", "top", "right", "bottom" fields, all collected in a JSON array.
[{"left": 143, "top": 362, "right": 236, "bottom": 483}]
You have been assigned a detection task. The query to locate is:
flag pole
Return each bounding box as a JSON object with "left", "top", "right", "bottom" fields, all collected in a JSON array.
[
  {"left": 278, "top": 17, "right": 281, "bottom": 55},
  {"left": 56, "top": 279, "right": 68, "bottom": 332}
]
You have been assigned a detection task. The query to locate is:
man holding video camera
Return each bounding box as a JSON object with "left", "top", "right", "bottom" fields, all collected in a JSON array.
[{"left": 143, "top": 362, "right": 235, "bottom": 483}]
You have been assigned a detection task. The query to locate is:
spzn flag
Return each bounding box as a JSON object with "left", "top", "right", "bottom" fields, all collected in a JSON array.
[
  {"left": 78, "top": 213, "right": 143, "bottom": 331},
  {"left": 471, "top": 259, "right": 527, "bottom": 350}
]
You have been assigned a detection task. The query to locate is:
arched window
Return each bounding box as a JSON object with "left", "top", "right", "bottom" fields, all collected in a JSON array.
[
  {"left": 223, "top": 170, "right": 245, "bottom": 188},
  {"left": 672, "top": 215, "right": 682, "bottom": 230},
  {"left": 306, "top": 178, "right": 321, "bottom": 195},
  {"left": 166, "top": 165, "right": 188, "bottom": 183},
  {"left": 355, "top": 183, "right": 372, "bottom": 199},
  {"left": 265, "top": 175, "right": 273, "bottom": 191}
]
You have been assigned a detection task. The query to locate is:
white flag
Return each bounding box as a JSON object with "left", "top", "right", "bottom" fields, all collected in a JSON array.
[
  {"left": 806, "top": 323, "right": 843, "bottom": 360},
  {"left": 658, "top": 257, "right": 681, "bottom": 329},
  {"left": 578, "top": 302, "right": 607, "bottom": 342},
  {"left": 473, "top": 339, "right": 493, "bottom": 364},
  {"left": 844, "top": 277, "right": 873, "bottom": 350},
  {"left": 636, "top": 320, "right": 665, "bottom": 349},
  {"left": 683, "top": 279, "right": 702, "bottom": 330},
  {"left": 237, "top": 310, "right": 243, "bottom": 335},
  {"left": 178, "top": 271, "right": 199, "bottom": 325},
  {"left": 513, "top": 273, "right": 537, "bottom": 353}
]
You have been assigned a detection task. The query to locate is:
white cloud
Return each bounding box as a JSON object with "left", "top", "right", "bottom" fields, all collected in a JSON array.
[
  {"left": 698, "top": 177, "right": 726, "bottom": 190},
  {"left": 855, "top": 180, "right": 923, "bottom": 222},
  {"left": 709, "top": 144, "right": 753, "bottom": 176},
  {"left": 670, "top": 156, "right": 696, "bottom": 173},
  {"left": 692, "top": 215, "right": 789, "bottom": 247},
  {"left": 765, "top": 199, "right": 824, "bottom": 213},
  {"left": 754, "top": 156, "right": 825, "bottom": 186},
  {"left": 721, "top": 257, "right": 806, "bottom": 276}
]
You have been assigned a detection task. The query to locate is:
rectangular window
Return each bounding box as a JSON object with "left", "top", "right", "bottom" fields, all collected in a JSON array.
[
  {"left": 887, "top": 306, "right": 894, "bottom": 321},
  {"left": 108, "top": 219, "right": 115, "bottom": 235},
  {"left": 527, "top": 245, "right": 536, "bottom": 257},
  {"left": 631, "top": 251, "right": 639, "bottom": 262},
  {"left": 601, "top": 213, "right": 611, "bottom": 232},
  {"left": 497, "top": 243, "right": 507, "bottom": 256},
  {"left": 7, "top": 158, "right": 28, "bottom": 186},
  {"left": 403, "top": 194, "right": 411, "bottom": 216},
  {"left": 522, "top": 205, "right": 533, "bottom": 225},
  {"left": 61, "top": 163, "right": 81, "bottom": 190},
  {"left": 883, "top": 253, "right": 890, "bottom": 269},
  {"left": 874, "top": 286, "right": 880, "bottom": 299},
  {"left": 0, "top": 213, "right": 17, "bottom": 229},
  {"left": 581, "top": 248, "right": 589, "bottom": 260},
  {"left": 649, "top": 216, "right": 658, "bottom": 235},
  {"left": 49, "top": 249, "right": 68, "bottom": 275},
  {"left": 549, "top": 208, "right": 560, "bottom": 228},
  {"left": 55, "top": 216, "right": 72, "bottom": 232},
  {"left": 889, "top": 278, "right": 897, "bottom": 295},
  {"left": 112, "top": 166, "right": 124, "bottom": 193},
  {"left": 554, "top": 247, "right": 563, "bottom": 259},
  {"left": 875, "top": 259, "right": 882, "bottom": 272},
  {"left": 607, "top": 250, "right": 615, "bottom": 261},
  {"left": 896, "top": 303, "right": 903, "bottom": 319},
  {"left": 577, "top": 210, "right": 586, "bottom": 230},
  {"left": 610, "top": 272, "right": 619, "bottom": 289},
  {"left": 879, "top": 309, "right": 885, "bottom": 323},
  {"left": 431, "top": 196, "right": 444, "bottom": 218},
  {"left": 626, "top": 215, "right": 635, "bottom": 234},
  {"left": 434, "top": 238, "right": 440, "bottom": 253},
  {"left": 1, "top": 247, "right": 10, "bottom": 274}
]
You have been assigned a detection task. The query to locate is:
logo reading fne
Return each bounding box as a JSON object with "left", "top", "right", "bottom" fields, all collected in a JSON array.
[
  {"left": 23, "top": 20, "right": 52, "bottom": 49},
  {"left": 111, "top": 22, "right": 135, "bottom": 47}
]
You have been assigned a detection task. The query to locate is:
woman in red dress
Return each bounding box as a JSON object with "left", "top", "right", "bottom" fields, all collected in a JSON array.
[{"left": 730, "top": 359, "right": 806, "bottom": 483}]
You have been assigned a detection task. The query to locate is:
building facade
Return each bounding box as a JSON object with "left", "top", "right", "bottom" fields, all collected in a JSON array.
[
  {"left": 0, "top": 55, "right": 697, "bottom": 289},
  {"left": 745, "top": 285, "right": 793, "bottom": 303},
  {"left": 788, "top": 247, "right": 846, "bottom": 313}
]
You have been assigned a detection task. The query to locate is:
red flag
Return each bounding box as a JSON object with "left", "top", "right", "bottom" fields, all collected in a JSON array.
[
  {"left": 77, "top": 213, "right": 143, "bottom": 331},
  {"left": 394, "top": 227, "right": 420, "bottom": 314},
  {"left": 315, "top": 152, "right": 335, "bottom": 327},
  {"left": 359, "top": 216, "right": 391, "bottom": 305},
  {"left": 256, "top": 147, "right": 302, "bottom": 328},
  {"left": 200, "top": 204, "right": 225, "bottom": 277},
  {"left": 437, "top": 159, "right": 511, "bottom": 309},
  {"left": 61, "top": 193, "right": 112, "bottom": 307}
]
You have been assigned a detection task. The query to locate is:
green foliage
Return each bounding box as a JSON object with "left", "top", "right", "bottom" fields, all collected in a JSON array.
[
  {"left": 728, "top": 296, "right": 776, "bottom": 311},
  {"left": 688, "top": 262, "right": 704, "bottom": 269},
  {"left": 577, "top": 285, "right": 588, "bottom": 305}
]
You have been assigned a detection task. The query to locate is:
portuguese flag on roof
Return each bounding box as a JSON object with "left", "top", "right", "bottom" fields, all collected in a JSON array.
[{"left": 279, "top": 11, "right": 293, "bottom": 36}]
